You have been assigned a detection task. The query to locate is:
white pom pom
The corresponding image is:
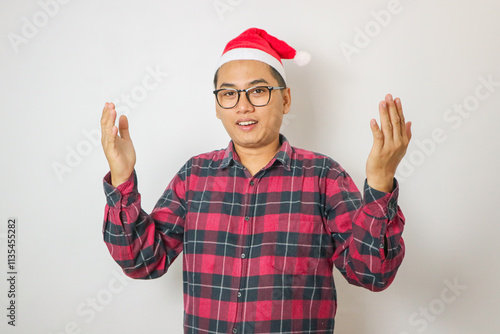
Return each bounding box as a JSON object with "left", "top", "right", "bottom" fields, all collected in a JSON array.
[{"left": 293, "top": 50, "right": 311, "bottom": 66}]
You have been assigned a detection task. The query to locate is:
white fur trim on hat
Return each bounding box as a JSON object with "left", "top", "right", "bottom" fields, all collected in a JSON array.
[{"left": 217, "top": 48, "right": 287, "bottom": 83}]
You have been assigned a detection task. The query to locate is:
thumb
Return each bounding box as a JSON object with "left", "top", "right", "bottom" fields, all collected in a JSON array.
[{"left": 118, "top": 115, "right": 131, "bottom": 140}]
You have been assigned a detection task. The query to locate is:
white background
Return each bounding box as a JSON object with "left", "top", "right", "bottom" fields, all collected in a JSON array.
[{"left": 1, "top": 0, "right": 499, "bottom": 333}]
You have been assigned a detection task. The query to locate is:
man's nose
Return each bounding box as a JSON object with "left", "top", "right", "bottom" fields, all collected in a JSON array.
[{"left": 236, "top": 91, "right": 254, "bottom": 112}]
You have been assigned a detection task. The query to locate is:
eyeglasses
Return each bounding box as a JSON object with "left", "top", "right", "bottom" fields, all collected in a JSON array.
[{"left": 213, "top": 86, "right": 285, "bottom": 109}]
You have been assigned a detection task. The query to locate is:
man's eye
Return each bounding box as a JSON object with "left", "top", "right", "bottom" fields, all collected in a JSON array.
[
  {"left": 223, "top": 91, "right": 236, "bottom": 97},
  {"left": 251, "top": 88, "right": 266, "bottom": 94}
]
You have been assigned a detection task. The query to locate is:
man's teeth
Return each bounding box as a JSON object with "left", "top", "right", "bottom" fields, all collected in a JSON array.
[{"left": 238, "top": 121, "right": 257, "bottom": 126}]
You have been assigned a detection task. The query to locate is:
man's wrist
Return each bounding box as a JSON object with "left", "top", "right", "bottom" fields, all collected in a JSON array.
[
  {"left": 111, "top": 172, "right": 133, "bottom": 188},
  {"left": 366, "top": 177, "right": 394, "bottom": 193}
]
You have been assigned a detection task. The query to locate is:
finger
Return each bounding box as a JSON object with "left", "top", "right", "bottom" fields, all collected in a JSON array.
[
  {"left": 379, "top": 100, "right": 393, "bottom": 140},
  {"left": 394, "top": 97, "right": 405, "bottom": 123},
  {"left": 370, "top": 118, "right": 383, "bottom": 149},
  {"left": 111, "top": 124, "right": 118, "bottom": 138},
  {"left": 406, "top": 121, "right": 412, "bottom": 142},
  {"left": 101, "top": 103, "right": 112, "bottom": 144},
  {"left": 118, "top": 115, "right": 131, "bottom": 140},
  {"left": 101, "top": 104, "right": 119, "bottom": 148},
  {"left": 106, "top": 105, "right": 117, "bottom": 138},
  {"left": 100, "top": 102, "right": 110, "bottom": 130},
  {"left": 100, "top": 102, "right": 107, "bottom": 121},
  {"left": 394, "top": 97, "right": 407, "bottom": 138},
  {"left": 101, "top": 102, "right": 116, "bottom": 121},
  {"left": 385, "top": 94, "right": 403, "bottom": 138},
  {"left": 101, "top": 102, "right": 117, "bottom": 135}
]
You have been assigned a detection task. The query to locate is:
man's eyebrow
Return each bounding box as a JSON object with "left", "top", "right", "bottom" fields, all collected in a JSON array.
[
  {"left": 219, "top": 78, "right": 270, "bottom": 89},
  {"left": 249, "top": 78, "right": 269, "bottom": 86},
  {"left": 219, "top": 82, "right": 237, "bottom": 89}
]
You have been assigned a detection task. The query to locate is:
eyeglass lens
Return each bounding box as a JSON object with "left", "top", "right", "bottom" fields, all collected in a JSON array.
[{"left": 217, "top": 87, "right": 271, "bottom": 108}]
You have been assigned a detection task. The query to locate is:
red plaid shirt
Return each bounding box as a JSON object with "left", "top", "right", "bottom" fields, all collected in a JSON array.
[{"left": 102, "top": 134, "right": 405, "bottom": 333}]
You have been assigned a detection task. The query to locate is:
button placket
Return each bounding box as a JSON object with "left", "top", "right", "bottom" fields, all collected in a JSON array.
[{"left": 233, "top": 176, "right": 257, "bottom": 329}]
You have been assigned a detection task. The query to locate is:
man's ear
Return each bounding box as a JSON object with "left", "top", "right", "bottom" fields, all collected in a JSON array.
[
  {"left": 282, "top": 88, "right": 291, "bottom": 115},
  {"left": 216, "top": 107, "right": 221, "bottom": 119}
]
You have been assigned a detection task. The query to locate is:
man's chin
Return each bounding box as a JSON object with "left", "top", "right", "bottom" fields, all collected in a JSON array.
[
  {"left": 230, "top": 134, "right": 262, "bottom": 148},
  {"left": 230, "top": 133, "right": 280, "bottom": 151}
]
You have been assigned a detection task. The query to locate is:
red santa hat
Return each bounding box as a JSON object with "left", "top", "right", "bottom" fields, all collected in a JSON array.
[{"left": 216, "top": 27, "right": 310, "bottom": 84}]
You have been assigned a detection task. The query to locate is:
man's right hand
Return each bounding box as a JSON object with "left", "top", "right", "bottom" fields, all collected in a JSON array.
[{"left": 100, "top": 102, "right": 136, "bottom": 187}]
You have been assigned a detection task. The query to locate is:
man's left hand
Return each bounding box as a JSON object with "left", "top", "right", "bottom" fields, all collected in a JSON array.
[{"left": 366, "top": 94, "right": 412, "bottom": 193}]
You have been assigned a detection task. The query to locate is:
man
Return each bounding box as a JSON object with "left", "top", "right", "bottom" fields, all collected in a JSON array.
[{"left": 101, "top": 28, "right": 411, "bottom": 333}]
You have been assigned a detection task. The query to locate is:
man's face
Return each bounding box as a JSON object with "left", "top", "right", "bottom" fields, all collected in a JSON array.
[{"left": 215, "top": 60, "right": 291, "bottom": 151}]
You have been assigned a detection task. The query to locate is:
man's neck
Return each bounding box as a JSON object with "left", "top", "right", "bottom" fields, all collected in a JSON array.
[{"left": 234, "top": 138, "right": 281, "bottom": 176}]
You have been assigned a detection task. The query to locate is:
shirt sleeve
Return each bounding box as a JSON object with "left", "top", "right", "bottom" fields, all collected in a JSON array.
[
  {"left": 325, "top": 169, "right": 405, "bottom": 291},
  {"left": 102, "top": 166, "right": 187, "bottom": 279}
]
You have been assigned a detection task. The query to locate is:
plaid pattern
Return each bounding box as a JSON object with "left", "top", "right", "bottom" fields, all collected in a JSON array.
[{"left": 102, "top": 134, "right": 405, "bottom": 333}]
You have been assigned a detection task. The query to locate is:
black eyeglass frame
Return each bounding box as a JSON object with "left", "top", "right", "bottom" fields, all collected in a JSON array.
[{"left": 213, "top": 86, "right": 285, "bottom": 109}]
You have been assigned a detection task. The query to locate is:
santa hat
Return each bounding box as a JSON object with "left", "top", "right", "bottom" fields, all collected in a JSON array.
[{"left": 216, "top": 28, "right": 310, "bottom": 84}]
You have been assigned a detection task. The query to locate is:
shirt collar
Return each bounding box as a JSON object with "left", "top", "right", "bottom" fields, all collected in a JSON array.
[{"left": 220, "top": 133, "right": 292, "bottom": 171}]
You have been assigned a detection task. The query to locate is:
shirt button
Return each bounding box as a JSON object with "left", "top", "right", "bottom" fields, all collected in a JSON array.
[
  {"left": 241, "top": 253, "right": 246, "bottom": 259},
  {"left": 237, "top": 291, "right": 242, "bottom": 298},
  {"left": 244, "top": 216, "right": 249, "bottom": 221},
  {"left": 233, "top": 328, "right": 238, "bottom": 333},
  {"left": 249, "top": 181, "right": 254, "bottom": 186},
  {"left": 379, "top": 243, "right": 384, "bottom": 248}
]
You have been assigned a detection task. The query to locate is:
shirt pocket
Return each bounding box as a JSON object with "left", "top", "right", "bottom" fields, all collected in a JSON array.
[{"left": 273, "top": 217, "right": 324, "bottom": 276}]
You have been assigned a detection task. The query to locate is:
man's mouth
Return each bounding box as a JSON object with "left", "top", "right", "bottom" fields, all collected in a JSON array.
[{"left": 237, "top": 121, "right": 258, "bottom": 126}]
